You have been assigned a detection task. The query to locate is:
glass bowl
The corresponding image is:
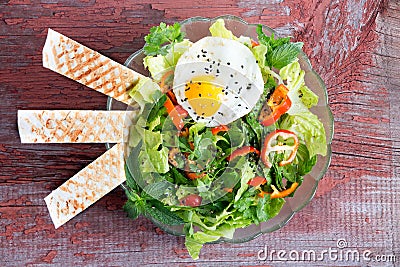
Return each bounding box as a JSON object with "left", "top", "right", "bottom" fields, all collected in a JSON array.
[{"left": 107, "top": 15, "right": 334, "bottom": 243}]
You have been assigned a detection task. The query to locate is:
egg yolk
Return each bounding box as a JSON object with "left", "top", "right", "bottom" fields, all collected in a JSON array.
[{"left": 184, "top": 76, "right": 223, "bottom": 117}]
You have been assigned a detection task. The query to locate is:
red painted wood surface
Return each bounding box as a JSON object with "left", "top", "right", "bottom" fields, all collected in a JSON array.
[{"left": 1, "top": 0, "right": 399, "bottom": 266}]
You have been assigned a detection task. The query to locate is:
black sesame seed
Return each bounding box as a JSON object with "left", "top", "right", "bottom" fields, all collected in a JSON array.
[
  {"left": 256, "top": 60, "right": 259, "bottom": 64},
  {"left": 225, "top": 91, "right": 228, "bottom": 95},
  {"left": 198, "top": 82, "right": 202, "bottom": 85},
  {"left": 212, "top": 61, "right": 215, "bottom": 64},
  {"left": 230, "top": 74, "right": 233, "bottom": 78},
  {"left": 218, "top": 112, "right": 223, "bottom": 115},
  {"left": 227, "top": 62, "right": 230, "bottom": 65},
  {"left": 207, "top": 58, "right": 210, "bottom": 62},
  {"left": 235, "top": 96, "right": 239, "bottom": 99},
  {"left": 201, "top": 112, "right": 205, "bottom": 115},
  {"left": 191, "top": 70, "right": 195, "bottom": 73},
  {"left": 238, "top": 104, "right": 241, "bottom": 106},
  {"left": 217, "top": 62, "right": 220, "bottom": 66},
  {"left": 241, "top": 65, "right": 244, "bottom": 69},
  {"left": 199, "top": 93, "right": 202, "bottom": 97},
  {"left": 216, "top": 69, "right": 220, "bottom": 74},
  {"left": 185, "top": 88, "right": 190, "bottom": 91},
  {"left": 197, "top": 55, "right": 200, "bottom": 58},
  {"left": 188, "top": 106, "right": 192, "bottom": 109},
  {"left": 235, "top": 81, "right": 238, "bottom": 84},
  {"left": 202, "top": 54, "right": 206, "bottom": 57}
]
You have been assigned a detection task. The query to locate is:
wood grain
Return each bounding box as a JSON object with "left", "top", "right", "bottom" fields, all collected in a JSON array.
[{"left": 1, "top": 0, "right": 399, "bottom": 266}]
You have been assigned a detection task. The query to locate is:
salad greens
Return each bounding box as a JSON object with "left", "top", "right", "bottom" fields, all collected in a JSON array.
[{"left": 123, "top": 19, "right": 327, "bottom": 259}]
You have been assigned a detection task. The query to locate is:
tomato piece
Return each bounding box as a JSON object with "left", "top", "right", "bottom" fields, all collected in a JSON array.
[
  {"left": 226, "top": 146, "right": 260, "bottom": 161},
  {"left": 247, "top": 176, "right": 267, "bottom": 187},
  {"left": 180, "top": 194, "right": 202, "bottom": 207},
  {"left": 261, "top": 129, "right": 299, "bottom": 168},
  {"left": 259, "top": 182, "right": 299, "bottom": 199},
  {"left": 164, "top": 96, "right": 188, "bottom": 130},
  {"left": 258, "top": 84, "right": 291, "bottom": 126},
  {"left": 223, "top": 187, "right": 233, "bottom": 193},
  {"left": 185, "top": 171, "right": 206, "bottom": 180},
  {"left": 211, "top": 125, "right": 229, "bottom": 135}
]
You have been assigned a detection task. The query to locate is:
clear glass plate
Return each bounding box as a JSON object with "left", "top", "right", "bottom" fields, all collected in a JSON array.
[{"left": 107, "top": 15, "right": 334, "bottom": 243}]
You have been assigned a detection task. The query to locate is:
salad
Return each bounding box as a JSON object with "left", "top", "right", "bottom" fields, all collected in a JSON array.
[{"left": 123, "top": 19, "right": 327, "bottom": 259}]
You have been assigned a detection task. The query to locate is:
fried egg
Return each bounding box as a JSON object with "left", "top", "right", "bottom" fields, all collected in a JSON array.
[{"left": 173, "top": 36, "right": 264, "bottom": 126}]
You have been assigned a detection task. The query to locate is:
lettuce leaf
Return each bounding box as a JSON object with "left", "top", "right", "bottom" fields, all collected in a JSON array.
[
  {"left": 128, "top": 77, "right": 161, "bottom": 111},
  {"left": 280, "top": 112, "right": 327, "bottom": 157},
  {"left": 278, "top": 61, "right": 326, "bottom": 156},
  {"left": 280, "top": 61, "right": 318, "bottom": 112},
  {"left": 299, "top": 84, "right": 319, "bottom": 108},
  {"left": 209, "top": 18, "right": 237, "bottom": 40},
  {"left": 185, "top": 232, "right": 221, "bottom": 260},
  {"left": 139, "top": 129, "right": 170, "bottom": 173},
  {"left": 143, "top": 39, "right": 192, "bottom": 82},
  {"left": 209, "top": 19, "right": 251, "bottom": 46}
]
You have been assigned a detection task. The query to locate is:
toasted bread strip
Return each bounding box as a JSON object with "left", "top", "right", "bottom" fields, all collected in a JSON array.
[
  {"left": 44, "top": 143, "right": 125, "bottom": 228},
  {"left": 18, "top": 110, "right": 137, "bottom": 143},
  {"left": 43, "top": 29, "right": 145, "bottom": 104}
]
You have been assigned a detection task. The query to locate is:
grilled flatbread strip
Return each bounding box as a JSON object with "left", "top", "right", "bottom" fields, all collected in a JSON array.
[
  {"left": 44, "top": 143, "right": 125, "bottom": 228},
  {"left": 18, "top": 110, "right": 137, "bottom": 143},
  {"left": 43, "top": 28, "right": 145, "bottom": 104}
]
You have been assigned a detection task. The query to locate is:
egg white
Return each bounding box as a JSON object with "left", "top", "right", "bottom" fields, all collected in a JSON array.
[{"left": 173, "top": 36, "right": 264, "bottom": 126}]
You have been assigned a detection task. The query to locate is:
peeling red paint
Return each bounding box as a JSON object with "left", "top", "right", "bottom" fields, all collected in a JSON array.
[
  {"left": 155, "top": 227, "right": 165, "bottom": 235},
  {"left": 0, "top": 196, "right": 33, "bottom": 206},
  {"left": 352, "top": 115, "right": 380, "bottom": 124},
  {"left": 173, "top": 247, "right": 191, "bottom": 259},
  {"left": 74, "top": 251, "right": 95, "bottom": 261},
  {"left": 41, "top": 250, "right": 58, "bottom": 263},
  {"left": 24, "top": 215, "right": 55, "bottom": 235},
  {"left": 74, "top": 221, "right": 90, "bottom": 230}
]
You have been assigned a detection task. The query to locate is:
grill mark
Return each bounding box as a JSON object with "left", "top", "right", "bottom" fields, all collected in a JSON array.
[
  {"left": 67, "top": 51, "right": 101, "bottom": 75},
  {"left": 87, "top": 65, "right": 118, "bottom": 91},
  {"left": 65, "top": 53, "right": 102, "bottom": 78}
]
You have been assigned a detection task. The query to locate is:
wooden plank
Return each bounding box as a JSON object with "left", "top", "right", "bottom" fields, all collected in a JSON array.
[{"left": 1, "top": 0, "right": 399, "bottom": 266}]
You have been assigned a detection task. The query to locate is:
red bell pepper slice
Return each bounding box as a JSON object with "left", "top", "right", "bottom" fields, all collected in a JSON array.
[
  {"left": 259, "top": 182, "right": 299, "bottom": 199},
  {"left": 247, "top": 176, "right": 267, "bottom": 187},
  {"left": 258, "top": 84, "right": 292, "bottom": 126},
  {"left": 261, "top": 129, "right": 299, "bottom": 168},
  {"left": 164, "top": 96, "right": 188, "bottom": 130},
  {"left": 211, "top": 125, "right": 229, "bottom": 135},
  {"left": 226, "top": 146, "right": 260, "bottom": 161},
  {"left": 251, "top": 39, "right": 259, "bottom": 47}
]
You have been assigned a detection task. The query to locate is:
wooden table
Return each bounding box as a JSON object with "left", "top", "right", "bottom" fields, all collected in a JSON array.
[{"left": 1, "top": 0, "right": 399, "bottom": 266}]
